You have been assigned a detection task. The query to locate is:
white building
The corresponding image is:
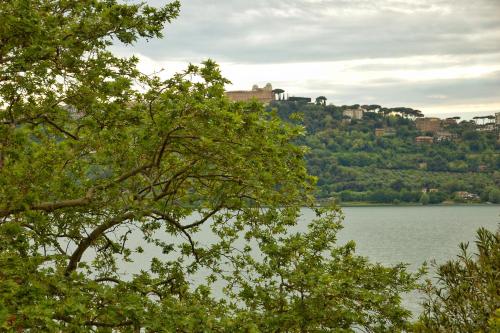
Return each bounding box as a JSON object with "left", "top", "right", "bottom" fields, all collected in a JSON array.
[{"left": 343, "top": 108, "right": 365, "bottom": 120}]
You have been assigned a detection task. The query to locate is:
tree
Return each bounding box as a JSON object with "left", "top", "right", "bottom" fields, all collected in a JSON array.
[
  {"left": 415, "top": 227, "right": 500, "bottom": 332},
  {"left": 488, "top": 188, "right": 500, "bottom": 204},
  {"left": 0, "top": 1, "right": 418, "bottom": 331},
  {"left": 315, "top": 96, "right": 327, "bottom": 106},
  {"left": 226, "top": 208, "right": 420, "bottom": 332},
  {"left": 272, "top": 88, "right": 285, "bottom": 100},
  {"left": 419, "top": 192, "right": 430, "bottom": 205}
]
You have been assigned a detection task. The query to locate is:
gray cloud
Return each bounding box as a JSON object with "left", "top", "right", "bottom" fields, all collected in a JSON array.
[
  {"left": 301, "top": 71, "right": 500, "bottom": 108},
  {"left": 114, "top": 0, "right": 500, "bottom": 117},
  {"left": 117, "top": 0, "right": 500, "bottom": 63}
]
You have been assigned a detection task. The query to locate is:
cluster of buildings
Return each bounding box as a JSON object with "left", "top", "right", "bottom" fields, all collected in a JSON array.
[
  {"left": 414, "top": 114, "right": 500, "bottom": 144},
  {"left": 226, "top": 84, "right": 500, "bottom": 145},
  {"left": 373, "top": 115, "right": 498, "bottom": 145},
  {"left": 414, "top": 118, "right": 456, "bottom": 144}
]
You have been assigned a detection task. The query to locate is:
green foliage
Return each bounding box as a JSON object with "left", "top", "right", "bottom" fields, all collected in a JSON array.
[
  {"left": 415, "top": 227, "right": 500, "bottom": 333},
  {"left": 419, "top": 192, "right": 430, "bottom": 205},
  {"left": 226, "top": 207, "right": 420, "bottom": 332},
  {"left": 488, "top": 188, "right": 500, "bottom": 204},
  {"left": 0, "top": 1, "right": 419, "bottom": 331}
]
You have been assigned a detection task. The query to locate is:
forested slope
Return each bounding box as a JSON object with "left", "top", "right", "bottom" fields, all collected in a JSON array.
[{"left": 268, "top": 101, "right": 500, "bottom": 204}]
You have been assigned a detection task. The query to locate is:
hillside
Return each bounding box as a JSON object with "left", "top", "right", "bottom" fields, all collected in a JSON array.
[{"left": 268, "top": 101, "right": 500, "bottom": 204}]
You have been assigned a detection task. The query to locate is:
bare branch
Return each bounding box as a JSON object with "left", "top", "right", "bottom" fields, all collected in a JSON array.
[{"left": 150, "top": 209, "right": 207, "bottom": 263}]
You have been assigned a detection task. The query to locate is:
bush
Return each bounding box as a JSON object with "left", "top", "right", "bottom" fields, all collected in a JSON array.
[
  {"left": 416, "top": 227, "right": 500, "bottom": 332},
  {"left": 488, "top": 188, "right": 500, "bottom": 204}
]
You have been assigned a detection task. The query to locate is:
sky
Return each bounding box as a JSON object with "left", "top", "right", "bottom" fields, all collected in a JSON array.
[{"left": 114, "top": 0, "right": 500, "bottom": 119}]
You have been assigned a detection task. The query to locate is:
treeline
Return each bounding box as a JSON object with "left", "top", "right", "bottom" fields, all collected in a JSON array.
[{"left": 268, "top": 101, "right": 500, "bottom": 204}]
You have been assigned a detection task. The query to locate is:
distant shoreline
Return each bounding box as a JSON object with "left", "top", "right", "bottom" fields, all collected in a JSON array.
[{"left": 320, "top": 202, "right": 500, "bottom": 207}]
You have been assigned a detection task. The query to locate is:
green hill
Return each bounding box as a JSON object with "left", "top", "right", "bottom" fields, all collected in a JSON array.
[{"left": 268, "top": 101, "right": 500, "bottom": 204}]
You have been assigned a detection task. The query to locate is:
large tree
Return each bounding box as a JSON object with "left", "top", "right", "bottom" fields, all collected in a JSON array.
[{"left": 1, "top": 1, "right": 418, "bottom": 331}]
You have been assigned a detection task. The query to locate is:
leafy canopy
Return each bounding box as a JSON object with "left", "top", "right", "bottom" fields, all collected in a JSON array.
[{"left": 1, "top": 1, "right": 418, "bottom": 331}]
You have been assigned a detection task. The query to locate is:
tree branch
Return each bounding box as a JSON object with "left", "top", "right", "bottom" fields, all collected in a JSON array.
[
  {"left": 94, "top": 277, "right": 121, "bottom": 284},
  {"left": 0, "top": 161, "right": 154, "bottom": 218},
  {"left": 65, "top": 211, "right": 136, "bottom": 275},
  {"left": 181, "top": 205, "right": 222, "bottom": 230},
  {"left": 0, "top": 189, "right": 94, "bottom": 218},
  {"left": 42, "top": 116, "right": 79, "bottom": 140}
]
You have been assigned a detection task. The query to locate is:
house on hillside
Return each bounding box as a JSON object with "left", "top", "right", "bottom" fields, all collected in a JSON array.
[
  {"left": 415, "top": 136, "right": 433, "bottom": 144},
  {"left": 343, "top": 108, "right": 365, "bottom": 120},
  {"left": 436, "top": 131, "right": 454, "bottom": 142},
  {"left": 455, "top": 191, "right": 479, "bottom": 201},
  {"left": 375, "top": 128, "right": 384, "bottom": 137},
  {"left": 415, "top": 117, "right": 442, "bottom": 133},
  {"left": 375, "top": 128, "right": 396, "bottom": 137}
]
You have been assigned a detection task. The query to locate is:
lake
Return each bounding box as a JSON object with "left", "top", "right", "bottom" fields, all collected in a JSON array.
[
  {"left": 332, "top": 205, "right": 499, "bottom": 269},
  {"left": 118, "top": 205, "right": 499, "bottom": 315},
  {"left": 322, "top": 205, "right": 499, "bottom": 314}
]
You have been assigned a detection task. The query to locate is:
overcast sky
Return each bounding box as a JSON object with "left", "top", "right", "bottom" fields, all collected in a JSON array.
[{"left": 115, "top": 0, "right": 500, "bottom": 118}]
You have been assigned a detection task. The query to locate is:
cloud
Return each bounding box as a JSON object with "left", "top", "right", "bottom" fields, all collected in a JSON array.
[
  {"left": 117, "top": 0, "right": 500, "bottom": 63},
  {"left": 112, "top": 0, "right": 500, "bottom": 117}
]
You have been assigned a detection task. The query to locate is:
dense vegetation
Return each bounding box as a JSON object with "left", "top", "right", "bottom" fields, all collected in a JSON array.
[
  {"left": 0, "top": 1, "right": 420, "bottom": 331},
  {"left": 1, "top": 1, "right": 498, "bottom": 332},
  {"left": 269, "top": 101, "right": 500, "bottom": 204},
  {"left": 416, "top": 227, "right": 500, "bottom": 332}
]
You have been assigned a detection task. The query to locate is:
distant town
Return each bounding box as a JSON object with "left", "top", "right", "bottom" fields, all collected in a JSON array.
[{"left": 227, "top": 83, "right": 500, "bottom": 145}]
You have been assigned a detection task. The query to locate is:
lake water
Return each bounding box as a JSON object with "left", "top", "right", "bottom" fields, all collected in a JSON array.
[
  {"left": 118, "top": 205, "right": 499, "bottom": 315},
  {"left": 319, "top": 206, "right": 499, "bottom": 270},
  {"left": 323, "top": 205, "right": 499, "bottom": 315}
]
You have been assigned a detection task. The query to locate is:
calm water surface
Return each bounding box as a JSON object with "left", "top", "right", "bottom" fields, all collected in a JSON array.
[
  {"left": 331, "top": 206, "right": 499, "bottom": 270},
  {"left": 325, "top": 205, "right": 499, "bottom": 315}
]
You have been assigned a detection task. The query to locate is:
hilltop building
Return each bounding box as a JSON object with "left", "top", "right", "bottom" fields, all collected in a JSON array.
[
  {"left": 496, "top": 112, "right": 500, "bottom": 126},
  {"left": 415, "top": 117, "right": 442, "bottom": 133},
  {"left": 443, "top": 118, "right": 458, "bottom": 126},
  {"left": 343, "top": 108, "right": 365, "bottom": 120},
  {"left": 226, "top": 83, "right": 274, "bottom": 104},
  {"left": 476, "top": 123, "right": 496, "bottom": 132}
]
